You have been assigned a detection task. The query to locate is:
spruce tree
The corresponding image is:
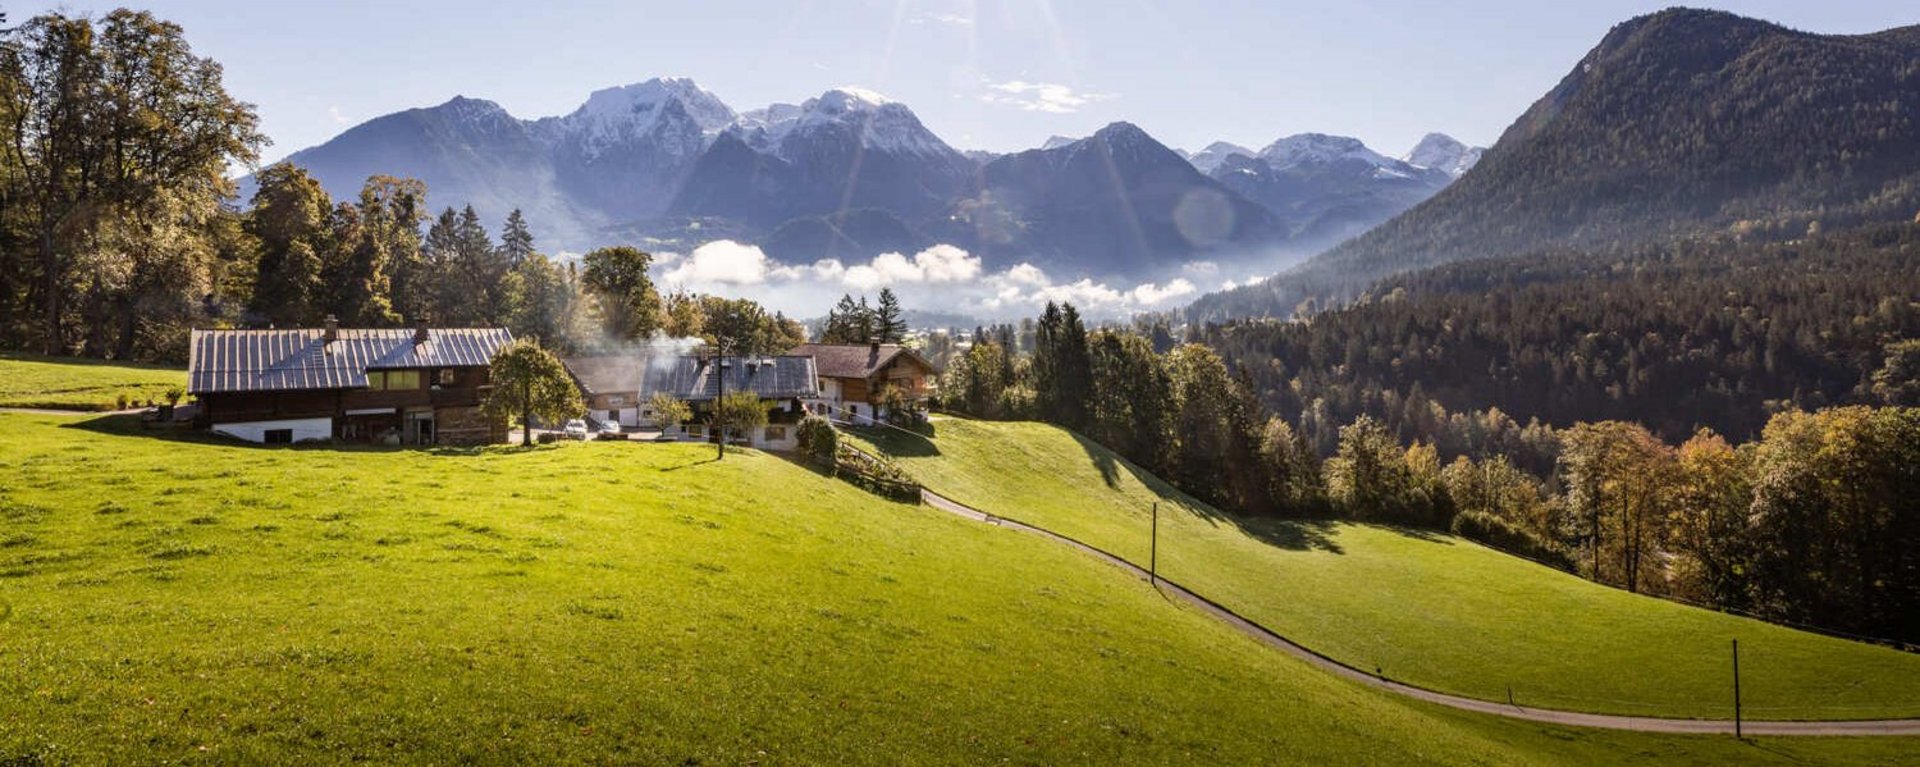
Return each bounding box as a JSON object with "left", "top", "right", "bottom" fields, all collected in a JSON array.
[{"left": 875, "top": 287, "right": 908, "bottom": 343}]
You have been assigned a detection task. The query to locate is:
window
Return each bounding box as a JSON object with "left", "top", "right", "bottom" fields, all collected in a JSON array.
[
  {"left": 263, "top": 429, "right": 293, "bottom": 444},
  {"left": 764, "top": 426, "right": 787, "bottom": 441},
  {"left": 438, "top": 369, "right": 456, "bottom": 386},
  {"left": 367, "top": 370, "right": 421, "bottom": 391}
]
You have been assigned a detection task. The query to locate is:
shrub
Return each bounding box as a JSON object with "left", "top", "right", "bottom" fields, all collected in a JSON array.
[
  {"left": 164, "top": 386, "right": 185, "bottom": 406},
  {"left": 881, "top": 385, "right": 927, "bottom": 427},
  {"left": 1450, "top": 510, "right": 1575, "bottom": 571},
  {"left": 797, "top": 415, "right": 838, "bottom": 469}
]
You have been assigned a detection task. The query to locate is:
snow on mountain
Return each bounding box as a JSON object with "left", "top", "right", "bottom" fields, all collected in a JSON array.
[
  {"left": 1040, "top": 135, "right": 1079, "bottom": 150},
  {"left": 729, "top": 87, "right": 958, "bottom": 160},
  {"left": 1258, "top": 133, "right": 1397, "bottom": 170},
  {"left": 542, "top": 78, "right": 736, "bottom": 162},
  {"left": 1186, "top": 141, "right": 1256, "bottom": 174},
  {"left": 1401, "top": 132, "right": 1486, "bottom": 178}
]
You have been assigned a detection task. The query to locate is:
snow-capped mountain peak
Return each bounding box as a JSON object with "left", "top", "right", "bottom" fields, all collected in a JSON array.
[
  {"left": 1040, "top": 135, "right": 1079, "bottom": 151},
  {"left": 1258, "top": 133, "right": 1395, "bottom": 170},
  {"left": 1401, "top": 132, "right": 1485, "bottom": 178},
  {"left": 566, "top": 77, "right": 735, "bottom": 133},
  {"left": 728, "top": 87, "right": 957, "bottom": 160},
  {"left": 1186, "top": 141, "right": 1256, "bottom": 174}
]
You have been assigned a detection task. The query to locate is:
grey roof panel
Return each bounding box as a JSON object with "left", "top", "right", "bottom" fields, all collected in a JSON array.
[
  {"left": 188, "top": 328, "right": 514, "bottom": 394},
  {"left": 564, "top": 355, "right": 817, "bottom": 402}
]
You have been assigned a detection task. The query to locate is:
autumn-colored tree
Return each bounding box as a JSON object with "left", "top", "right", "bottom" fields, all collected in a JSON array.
[{"left": 483, "top": 339, "right": 584, "bottom": 447}]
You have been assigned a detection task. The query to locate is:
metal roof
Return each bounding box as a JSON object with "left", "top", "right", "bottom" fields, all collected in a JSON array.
[
  {"left": 188, "top": 328, "right": 514, "bottom": 394},
  {"left": 565, "top": 355, "right": 818, "bottom": 402},
  {"left": 789, "top": 343, "right": 938, "bottom": 380}
]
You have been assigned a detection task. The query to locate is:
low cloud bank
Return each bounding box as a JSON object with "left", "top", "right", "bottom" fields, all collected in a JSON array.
[{"left": 655, "top": 240, "right": 1205, "bottom": 321}]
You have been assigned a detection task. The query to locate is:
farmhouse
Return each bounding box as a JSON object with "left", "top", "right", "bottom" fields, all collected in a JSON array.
[
  {"left": 564, "top": 353, "right": 818, "bottom": 450},
  {"left": 187, "top": 318, "right": 512, "bottom": 445},
  {"left": 789, "top": 341, "right": 937, "bottom": 424}
]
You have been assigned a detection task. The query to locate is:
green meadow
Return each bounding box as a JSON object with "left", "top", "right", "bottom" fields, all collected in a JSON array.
[
  {"left": 0, "top": 410, "right": 1913, "bottom": 764},
  {"left": 847, "top": 416, "right": 1920, "bottom": 721},
  {"left": 0, "top": 352, "right": 185, "bottom": 411}
]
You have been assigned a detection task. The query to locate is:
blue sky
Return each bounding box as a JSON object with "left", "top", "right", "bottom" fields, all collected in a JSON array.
[{"left": 36, "top": 1, "right": 1918, "bottom": 163}]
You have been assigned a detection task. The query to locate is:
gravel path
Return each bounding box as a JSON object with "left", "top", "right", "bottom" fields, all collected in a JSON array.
[{"left": 918, "top": 489, "right": 1920, "bottom": 736}]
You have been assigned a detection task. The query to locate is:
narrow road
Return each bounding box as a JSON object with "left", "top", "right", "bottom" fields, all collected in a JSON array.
[{"left": 919, "top": 489, "right": 1920, "bottom": 737}]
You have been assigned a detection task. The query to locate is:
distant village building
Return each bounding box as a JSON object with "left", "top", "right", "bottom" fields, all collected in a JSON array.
[
  {"left": 788, "top": 341, "right": 937, "bottom": 424},
  {"left": 186, "top": 318, "right": 512, "bottom": 445},
  {"left": 563, "top": 354, "right": 818, "bottom": 450}
]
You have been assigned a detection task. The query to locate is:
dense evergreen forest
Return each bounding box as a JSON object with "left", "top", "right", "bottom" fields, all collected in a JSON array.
[{"left": 1199, "top": 225, "right": 1920, "bottom": 447}]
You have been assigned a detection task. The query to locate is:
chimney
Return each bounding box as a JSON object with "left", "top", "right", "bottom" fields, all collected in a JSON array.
[
  {"left": 869, "top": 336, "right": 881, "bottom": 354},
  {"left": 322, "top": 315, "right": 339, "bottom": 344},
  {"left": 414, "top": 318, "right": 431, "bottom": 345}
]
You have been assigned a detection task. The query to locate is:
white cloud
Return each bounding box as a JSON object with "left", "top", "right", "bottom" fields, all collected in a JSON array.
[
  {"left": 658, "top": 241, "right": 1189, "bottom": 321},
  {"left": 842, "top": 244, "right": 983, "bottom": 290},
  {"left": 328, "top": 106, "right": 352, "bottom": 125},
  {"left": 979, "top": 80, "right": 1113, "bottom": 114},
  {"left": 1128, "top": 278, "right": 1196, "bottom": 305},
  {"left": 1004, "top": 263, "right": 1050, "bottom": 286},
  {"left": 911, "top": 12, "right": 974, "bottom": 26},
  {"left": 1182, "top": 260, "right": 1220, "bottom": 276},
  {"left": 662, "top": 240, "right": 775, "bottom": 285}
]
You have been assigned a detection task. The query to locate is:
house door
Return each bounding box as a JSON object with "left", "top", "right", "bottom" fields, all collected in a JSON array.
[{"left": 405, "top": 411, "right": 435, "bottom": 445}]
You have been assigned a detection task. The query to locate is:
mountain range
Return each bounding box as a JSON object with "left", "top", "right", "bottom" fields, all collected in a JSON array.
[
  {"left": 253, "top": 81, "right": 1481, "bottom": 283},
  {"left": 1188, "top": 8, "right": 1920, "bottom": 320}
]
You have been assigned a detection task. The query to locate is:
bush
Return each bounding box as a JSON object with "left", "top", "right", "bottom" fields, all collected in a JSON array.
[
  {"left": 1450, "top": 510, "right": 1575, "bottom": 572},
  {"left": 797, "top": 415, "right": 838, "bottom": 469}
]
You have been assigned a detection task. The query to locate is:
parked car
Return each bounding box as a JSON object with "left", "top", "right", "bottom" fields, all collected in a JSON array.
[
  {"left": 597, "top": 421, "right": 623, "bottom": 438},
  {"left": 563, "top": 419, "right": 589, "bottom": 440}
]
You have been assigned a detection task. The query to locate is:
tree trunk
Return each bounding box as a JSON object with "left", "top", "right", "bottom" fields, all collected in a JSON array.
[
  {"left": 41, "top": 228, "right": 61, "bottom": 355},
  {"left": 522, "top": 376, "right": 532, "bottom": 447}
]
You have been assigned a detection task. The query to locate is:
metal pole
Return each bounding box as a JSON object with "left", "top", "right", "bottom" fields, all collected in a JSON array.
[
  {"left": 1732, "top": 638, "right": 1742, "bottom": 739},
  {"left": 1150, "top": 502, "right": 1159, "bottom": 586},
  {"left": 715, "top": 342, "right": 726, "bottom": 461}
]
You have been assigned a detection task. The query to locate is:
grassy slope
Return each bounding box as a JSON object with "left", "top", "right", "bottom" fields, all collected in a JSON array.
[
  {"left": 0, "top": 352, "right": 185, "bottom": 411},
  {"left": 0, "top": 415, "right": 1909, "bottom": 764},
  {"left": 847, "top": 416, "right": 1920, "bottom": 721}
]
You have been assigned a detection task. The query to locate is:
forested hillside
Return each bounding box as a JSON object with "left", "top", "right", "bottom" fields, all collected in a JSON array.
[
  {"left": 1189, "top": 8, "right": 1920, "bottom": 321},
  {"left": 1199, "top": 224, "right": 1920, "bottom": 446}
]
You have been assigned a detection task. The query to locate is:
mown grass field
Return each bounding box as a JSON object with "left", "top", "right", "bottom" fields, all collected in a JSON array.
[
  {"left": 2, "top": 412, "right": 1915, "bottom": 764},
  {"left": 0, "top": 351, "right": 185, "bottom": 411},
  {"left": 847, "top": 416, "right": 1920, "bottom": 721}
]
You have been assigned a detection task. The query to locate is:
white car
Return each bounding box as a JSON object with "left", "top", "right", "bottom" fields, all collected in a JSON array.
[
  {"left": 562, "top": 419, "right": 589, "bottom": 440},
  {"left": 597, "top": 421, "right": 622, "bottom": 437}
]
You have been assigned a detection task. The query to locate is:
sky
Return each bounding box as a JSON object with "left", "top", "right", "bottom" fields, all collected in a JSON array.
[
  {"left": 22, "top": 1, "right": 1919, "bottom": 320},
  {"left": 34, "top": 0, "right": 1920, "bottom": 163}
]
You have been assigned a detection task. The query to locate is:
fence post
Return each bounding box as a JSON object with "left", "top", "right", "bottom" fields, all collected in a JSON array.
[
  {"left": 1732, "top": 638, "right": 1742, "bottom": 739},
  {"left": 1150, "top": 502, "right": 1159, "bottom": 586}
]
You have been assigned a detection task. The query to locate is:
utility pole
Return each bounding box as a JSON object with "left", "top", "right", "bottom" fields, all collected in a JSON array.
[
  {"left": 1150, "top": 501, "right": 1159, "bottom": 586},
  {"left": 715, "top": 339, "right": 727, "bottom": 461},
  {"left": 1732, "top": 638, "right": 1742, "bottom": 739}
]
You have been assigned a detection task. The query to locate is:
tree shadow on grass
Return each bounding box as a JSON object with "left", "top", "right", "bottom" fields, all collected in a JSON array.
[
  {"left": 1233, "top": 517, "right": 1346, "bottom": 555},
  {"left": 57, "top": 413, "right": 536, "bottom": 459},
  {"left": 845, "top": 423, "right": 942, "bottom": 458},
  {"left": 1063, "top": 424, "right": 1345, "bottom": 554},
  {"left": 660, "top": 456, "right": 721, "bottom": 472},
  {"left": 1382, "top": 525, "right": 1453, "bottom": 545}
]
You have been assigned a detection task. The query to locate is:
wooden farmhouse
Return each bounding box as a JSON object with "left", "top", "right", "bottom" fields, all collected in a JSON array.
[
  {"left": 564, "top": 354, "right": 818, "bottom": 450},
  {"left": 186, "top": 319, "right": 512, "bottom": 445},
  {"left": 788, "top": 341, "right": 938, "bottom": 424}
]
